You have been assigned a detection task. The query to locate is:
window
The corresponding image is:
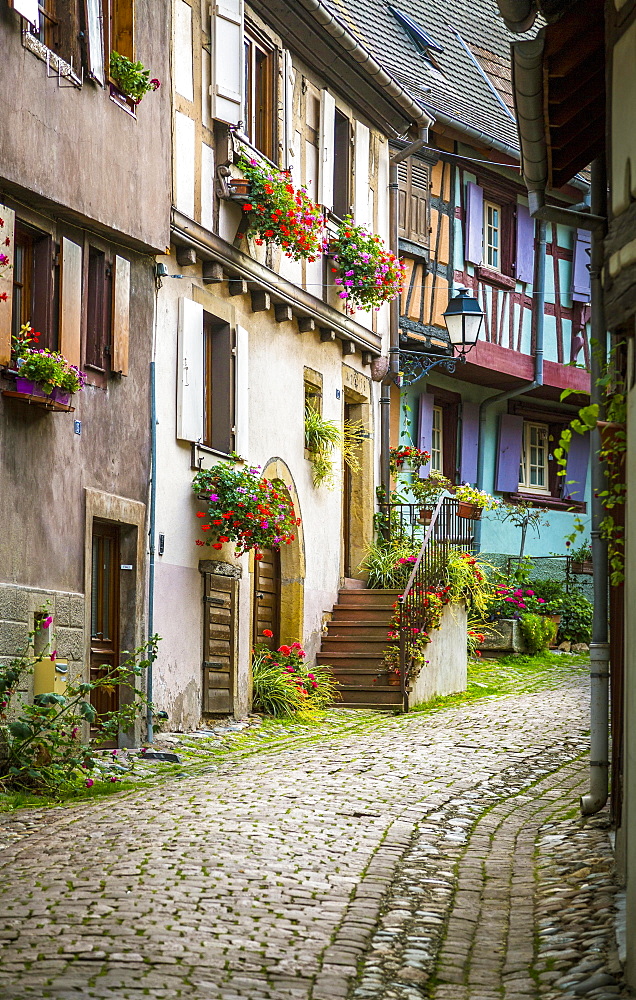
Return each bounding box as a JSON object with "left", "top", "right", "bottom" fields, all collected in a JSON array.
[
  {"left": 397, "top": 156, "right": 430, "bottom": 246},
  {"left": 12, "top": 223, "right": 58, "bottom": 351},
  {"left": 35, "top": 0, "right": 60, "bottom": 52},
  {"left": 431, "top": 405, "right": 443, "bottom": 472},
  {"left": 304, "top": 369, "right": 322, "bottom": 416},
  {"left": 203, "top": 312, "right": 234, "bottom": 454},
  {"left": 333, "top": 110, "right": 351, "bottom": 220},
  {"left": 86, "top": 248, "right": 112, "bottom": 371},
  {"left": 484, "top": 200, "right": 501, "bottom": 270},
  {"left": 104, "top": 0, "right": 134, "bottom": 62},
  {"left": 25, "top": 0, "right": 81, "bottom": 66},
  {"left": 244, "top": 30, "right": 276, "bottom": 160},
  {"left": 519, "top": 421, "right": 549, "bottom": 494}
]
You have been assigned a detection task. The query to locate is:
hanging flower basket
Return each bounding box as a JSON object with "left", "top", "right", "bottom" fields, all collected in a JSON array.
[
  {"left": 329, "top": 216, "right": 405, "bottom": 312},
  {"left": 457, "top": 501, "right": 482, "bottom": 520}
]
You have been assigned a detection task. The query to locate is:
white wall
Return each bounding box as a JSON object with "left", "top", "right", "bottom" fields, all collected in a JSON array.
[{"left": 408, "top": 603, "right": 468, "bottom": 708}]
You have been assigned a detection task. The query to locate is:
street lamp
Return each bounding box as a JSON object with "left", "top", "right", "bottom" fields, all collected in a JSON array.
[{"left": 398, "top": 287, "right": 484, "bottom": 385}]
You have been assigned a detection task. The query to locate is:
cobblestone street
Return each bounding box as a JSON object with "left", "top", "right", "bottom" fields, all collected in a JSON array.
[{"left": 0, "top": 662, "right": 629, "bottom": 1000}]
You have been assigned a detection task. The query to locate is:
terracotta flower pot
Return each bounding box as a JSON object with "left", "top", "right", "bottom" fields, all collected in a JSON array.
[
  {"left": 457, "top": 501, "right": 482, "bottom": 520},
  {"left": 229, "top": 178, "right": 252, "bottom": 197},
  {"left": 418, "top": 508, "right": 433, "bottom": 524}
]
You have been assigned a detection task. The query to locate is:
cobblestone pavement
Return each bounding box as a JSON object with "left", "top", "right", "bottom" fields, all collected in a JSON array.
[{"left": 0, "top": 663, "right": 631, "bottom": 1000}]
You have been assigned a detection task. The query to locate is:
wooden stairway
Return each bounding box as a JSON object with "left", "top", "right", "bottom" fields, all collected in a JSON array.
[{"left": 316, "top": 588, "right": 403, "bottom": 710}]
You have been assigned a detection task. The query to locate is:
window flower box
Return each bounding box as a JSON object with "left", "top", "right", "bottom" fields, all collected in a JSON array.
[{"left": 457, "top": 501, "right": 482, "bottom": 520}]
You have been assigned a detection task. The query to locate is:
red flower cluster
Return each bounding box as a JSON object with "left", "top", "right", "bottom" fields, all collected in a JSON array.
[
  {"left": 239, "top": 156, "right": 325, "bottom": 262},
  {"left": 389, "top": 445, "right": 430, "bottom": 475}
]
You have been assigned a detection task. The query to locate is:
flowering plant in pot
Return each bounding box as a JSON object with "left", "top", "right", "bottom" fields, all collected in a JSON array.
[
  {"left": 237, "top": 155, "right": 324, "bottom": 261},
  {"left": 408, "top": 471, "right": 453, "bottom": 520},
  {"left": 389, "top": 445, "right": 430, "bottom": 477},
  {"left": 109, "top": 52, "right": 160, "bottom": 104},
  {"left": 12, "top": 324, "right": 86, "bottom": 400},
  {"left": 453, "top": 484, "right": 500, "bottom": 519},
  {"left": 192, "top": 457, "right": 299, "bottom": 556},
  {"left": 329, "top": 216, "right": 405, "bottom": 312}
]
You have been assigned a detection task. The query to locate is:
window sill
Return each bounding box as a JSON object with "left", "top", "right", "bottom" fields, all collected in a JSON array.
[
  {"left": 22, "top": 29, "right": 82, "bottom": 88},
  {"left": 191, "top": 442, "right": 236, "bottom": 471},
  {"left": 475, "top": 266, "right": 516, "bottom": 290},
  {"left": 398, "top": 238, "right": 429, "bottom": 262},
  {"left": 109, "top": 83, "right": 137, "bottom": 117},
  {"left": 505, "top": 492, "right": 586, "bottom": 513}
]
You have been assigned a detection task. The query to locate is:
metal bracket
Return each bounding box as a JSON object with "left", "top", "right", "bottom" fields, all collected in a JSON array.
[{"left": 398, "top": 349, "right": 466, "bottom": 386}]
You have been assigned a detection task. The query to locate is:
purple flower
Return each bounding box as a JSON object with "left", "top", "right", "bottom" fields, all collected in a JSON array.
[
  {"left": 85, "top": 778, "right": 94, "bottom": 788},
  {"left": 41, "top": 616, "right": 53, "bottom": 629},
  {"left": 51, "top": 650, "right": 57, "bottom": 661},
  {"left": 209, "top": 493, "right": 219, "bottom": 502}
]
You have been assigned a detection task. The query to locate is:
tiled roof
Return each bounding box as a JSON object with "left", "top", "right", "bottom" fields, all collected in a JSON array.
[{"left": 321, "top": 0, "right": 524, "bottom": 153}]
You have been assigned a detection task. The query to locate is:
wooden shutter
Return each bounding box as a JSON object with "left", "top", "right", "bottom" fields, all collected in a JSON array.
[
  {"left": 210, "top": 0, "right": 244, "bottom": 126},
  {"left": 112, "top": 255, "right": 130, "bottom": 375},
  {"left": 354, "top": 120, "right": 370, "bottom": 229},
  {"left": 318, "top": 89, "right": 335, "bottom": 211},
  {"left": 208, "top": 320, "right": 234, "bottom": 454},
  {"left": 234, "top": 324, "right": 249, "bottom": 457},
  {"left": 515, "top": 204, "right": 535, "bottom": 283},
  {"left": 113, "top": 0, "right": 134, "bottom": 60},
  {"left": 571, "top": 229, "right": 592, "bottom": 302},
  {"left": 177, "top": 297, "right": 204, "bottom": 442},
  {"left": 495, "top": 414, "right": 523, "bottom": 492},
  {"left": 417, "top": 392, "right": 434, "bottom": 478},
  {"left": 562, "top": 431, "right": 589, "bottom": 501},
  {"left": 84, "top": 0, "right": 104, "bottom": 84},
  {"left": 408, "top": 159, "right": 429, "bottom": 244},
  {"left": 202, "top": 571, "right": 236, "bottom": 714},
  {"left": 12, "top": 0, "right": 39, "bottom": 27},
  {"left": 283, "top": 50, "right": 296, "bottom": 171},
  {"left": 59, "top": 237, "right": 82, "bottom": 368},
  {"left": 31, "top": 235, "right": 55, "bottom": 348},
  {"left": 0, "top": 206, "right": 15, "bottom": 367},
  {"left": 465, "top": 182, "right": 484, "bottom": 265},
  {"left": 460, "top": 401, "right": 480, "bottom": 485},
  {"left": 397, "top": 161, "right": 408, "bottom": 239}
]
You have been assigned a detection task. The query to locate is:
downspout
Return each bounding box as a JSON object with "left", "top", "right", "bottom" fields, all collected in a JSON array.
[
  {"left": 474, "top": 217, "right": 546, "bottom": 548},
  {"left": 580, "top": 157, "right": 610, "bottom": 816},
  {"left": 146, "top": 300, "right": 159, "bottom": 743},
  {"left": 381, "top": 123, "right": 432, "bottom": 509}
]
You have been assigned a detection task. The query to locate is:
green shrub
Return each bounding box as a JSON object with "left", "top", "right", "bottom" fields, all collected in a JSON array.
[
  {"left": 251, "top": 642, "right": 339, "bottom": 717},
  {"left": 558, "top": 593, "right": 593, "bottom": 644},
  {"left": 362, "top": 537, "right": 421, "bottom": 589},
  {"left": 519, "top": 613, "right": 556, "bottom": 654},
  {"left": 526, "top": 578, "right": 566, "bottom": 604}
]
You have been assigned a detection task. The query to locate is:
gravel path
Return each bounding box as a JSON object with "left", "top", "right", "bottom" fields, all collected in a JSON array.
[{"left": 0, "top": 661, "right": 630, "bottom": 999}]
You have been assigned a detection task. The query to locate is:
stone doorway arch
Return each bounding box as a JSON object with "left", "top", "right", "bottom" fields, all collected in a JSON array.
[{"left": 258, "top": 458, "right": 305, "bottom": 646}]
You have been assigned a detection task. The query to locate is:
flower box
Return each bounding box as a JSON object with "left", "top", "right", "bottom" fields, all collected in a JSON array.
[
  {"left": 572, "top": 560, "right": 593, "bottom": 575},
  {"left": 15, "top": 376, "right": 49, "bottom": 398},
  {"left": 457, "top": 501, "right": 482, "bottom": 520},
  {"left": 229, "top": 178, "right": 252, "bottom": 199}
]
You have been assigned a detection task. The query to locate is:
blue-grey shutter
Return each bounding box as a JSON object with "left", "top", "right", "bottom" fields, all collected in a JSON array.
[
  {"left": 515, "top": 205, "right": 535, "bottom": 283},
  {"left": 465, "top": 182, "right": 484, "bottom": 265},
  {"left": 495, "top": 414, "right": 523, "bottom": 493},
  {"left": 562, "top": 432, "right": 590, "bottom": 501},
  {"left": 571, "top": 229, "right": 592, "bottom": 302},
  {"left": 417, "top": 392, "right": 434, "bottom": 479},
  {"left": 460, "top": 401, "right": 480, "bottom": 484}
]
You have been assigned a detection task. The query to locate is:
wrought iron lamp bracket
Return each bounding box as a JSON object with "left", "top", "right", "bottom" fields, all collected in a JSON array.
[{"left": 396, "top": 349, "right": 467, "bottom": 386}]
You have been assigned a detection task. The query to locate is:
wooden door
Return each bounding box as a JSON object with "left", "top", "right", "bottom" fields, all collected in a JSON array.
[
  {"left": 202, "top": 571, "right": 236, "bottom": 714},
  {"left": 90, "top": 521, "right": 120, "bottom": 745},
  {"left": 343, "top": 402, "right": 353, "bottom": 577},
  {"left": 253, "top": 547, "right": 281, "bottom": 650}
]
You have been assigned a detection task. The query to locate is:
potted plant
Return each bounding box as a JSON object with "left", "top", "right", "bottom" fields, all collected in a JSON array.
[
  {"left": 453, "top": 484, "right": 500, "bottom": 520},
  {"left": 329, "top": 216, "right": 406, "bottom": 312},
  {"left": 12, "top": 324, "right": 86, "bottom": 401},
  {"left": 409, "top": 471, "right": 453, "bottom": 522},
  {"left": 109, "top": 52, "right": 160, "bottom": 105},
  {"left": 192, "top": 457, "right": 299, "bottom": 556},
  {"left": 570, "top": 540, "right": 593, "bottom": 574},
  {"left": 389, "top": 445, "right": 430, "bottom": 478},
  {"left": 237, "top": 154, "right": 325, "bottom": 262},
  {"left": 304, "top": 407, "right": 342, "bottom": 488}
]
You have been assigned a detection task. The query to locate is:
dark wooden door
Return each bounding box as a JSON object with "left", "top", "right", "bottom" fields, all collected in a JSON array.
[
  {"left": 253, "top": 547, "right": 281, "bottom": 650},
  {"left": 90, "top": 521, "right": 120, "bottom": 745},
  {"left": 343, "top": 403, "right": 353, "bottom": 577}
]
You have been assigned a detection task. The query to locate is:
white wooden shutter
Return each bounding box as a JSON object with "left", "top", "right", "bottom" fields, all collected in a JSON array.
[
  {"left": 112, "top": 256, "right": 131, "bottom": 376},
  {"left": 318, "top": 89, "right": 335, "bottom": 211},
  {"left": 83, "top": 0, "right": 104, "bottom": 85},
  {"left": 177, "top": 298, "right": 204, "bottom": 442},
  {"left": 283, "top": 50, "right": 296, "bottom": 171},
  {"left": 234, "top": 325, "right": 249, "bottom": 457},
  {"left": 354, "top": 120, "right": 370, "bottom": 229},
  {"left": 210, "top": 0, "right": 244, "bottom": 126},
  {"left": 12, "top": 0, "right": 39, "bottom": 28},
  {"left": 0, "top": 206, "right": 15, "bottom": 367},
  {"left": 59, "top": 238, "right": 82, "bottom": 368}
]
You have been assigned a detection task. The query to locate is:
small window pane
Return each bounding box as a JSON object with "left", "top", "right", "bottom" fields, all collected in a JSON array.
[{"left": 431, "top": 405, "right": 443, "bottom": 473}]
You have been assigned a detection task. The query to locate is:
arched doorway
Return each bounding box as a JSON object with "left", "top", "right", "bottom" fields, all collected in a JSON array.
[{"left": 252, "top": 546, "right": 281, "bottom": 650}]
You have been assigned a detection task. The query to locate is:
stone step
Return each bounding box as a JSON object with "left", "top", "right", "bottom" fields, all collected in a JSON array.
[
  {"left": 338, "top": 685, "right": 403, "bottom": 706},
  {"left": 325, "top": 621, "right": 392, "bottom": 640},
  {"left": 330, "top": 605, "right": 396, "bottom": 623},
  {"left": 336, "top": 589, "right": 400, "bottom": 607},
  {"left": 320, "top": 636, "right": 389, "bottom": 654},
  {"left": 317, "top": 651, "right": 388, "bottom": 669}
]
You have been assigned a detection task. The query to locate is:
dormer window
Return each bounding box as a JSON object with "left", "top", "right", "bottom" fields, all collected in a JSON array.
[{"left": 389, "top": 7, "right": 444, "bottom": 70}]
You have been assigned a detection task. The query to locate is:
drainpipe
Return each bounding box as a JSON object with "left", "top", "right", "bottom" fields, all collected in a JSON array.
[
  {"left": 381, "top": 124, "right": 432, "bottom": 509},
  {"left": 474, "top": 217, "right": 546, "bottom": 548},
  {"left": 580, "top": 157, "right": 609, "bottom": 816},
  {"left": 146, "top": 358, "right": 157, "bottom": 744}
]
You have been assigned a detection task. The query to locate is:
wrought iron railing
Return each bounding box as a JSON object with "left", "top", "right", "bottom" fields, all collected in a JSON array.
[
  {"left": 397, "top": 496, "right": 476, "bottom": 711},
  {"left": 376, "top": 501, "right": 428, "bottom": 544}
]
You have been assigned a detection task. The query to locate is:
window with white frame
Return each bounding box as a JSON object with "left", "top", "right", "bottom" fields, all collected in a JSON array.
[
  {"left": 484, "top": 200, "right": 501, "bottom": 270},
  {"left": 431, "top": 405, "right": 443, "bottom": 473},
  {"left": 519, "top": 421, "right": 549, "bottom": 493}
]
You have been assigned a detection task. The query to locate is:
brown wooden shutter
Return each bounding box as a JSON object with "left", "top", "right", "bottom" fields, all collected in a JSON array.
[
  {"left": 202, "top": 571, "right": 236, "bottom": 714},
  {"left": 205, "top": 318, "right": 235, "bottom": 453},
  {"left": 112, "top": 255, "right": 130, "bottom": 375},
  {"left": 59, "top": 237, "right": 83, "bottom": 367},
  {"left": 408, "top": 159, "right": 429, "bottom": 245},
  {"left": 112, "top": 0, "right": 134, "bottom": 59},
  {"left": 0, "top": 206, "right": 15, "bottom": 366},
  {"left": 397, "top": 161, "right": 408, "bottom": 239},
  {"left": 31, "top": 235, "right": 55, "bottom": 346}
]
